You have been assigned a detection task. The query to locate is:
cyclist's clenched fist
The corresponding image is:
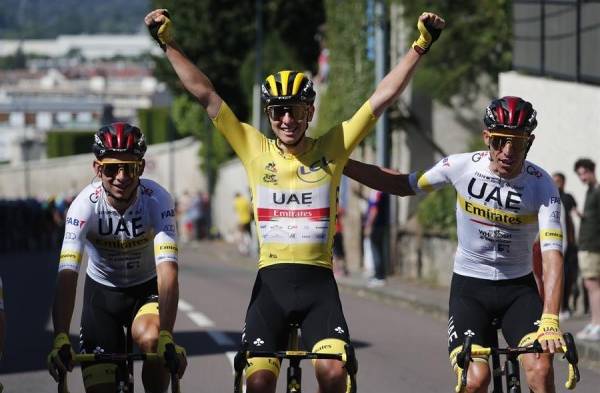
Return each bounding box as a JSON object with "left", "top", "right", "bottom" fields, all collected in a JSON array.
[
  {"left": 412, "top": 12, "right": 446, "bottom": 55},
  {"left": 145, "top": 9, "right": 173, "bottom": 51}
]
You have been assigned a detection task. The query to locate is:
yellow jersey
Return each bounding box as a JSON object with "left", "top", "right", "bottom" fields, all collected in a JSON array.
[
  {"left": 212, "top": 101, "right": 377, "bottom": 269},
  {"left": 234, "top": 195, "right": 252, "bottom": 225}
]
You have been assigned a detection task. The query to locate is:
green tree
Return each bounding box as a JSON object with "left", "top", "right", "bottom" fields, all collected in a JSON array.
[
  {"left": 396, "top": 0, "right": 513, "bottom": 104},
  {"left": 151, "top": 0, "right": 325, "bottom": 122},
  {"left": 316, "top": 0, "right": 374, "bottom": 135},
  {"left": 151, "top": 0, "right": 256, "bottom": 120},
  {"left": 170, "top": 95, "right": 232, "bottom": 192}
]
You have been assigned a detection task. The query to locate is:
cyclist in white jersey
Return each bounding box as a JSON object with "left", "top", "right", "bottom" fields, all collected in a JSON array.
[
  {"left": 47, "top": 123, "right": 186, "bottom": 393},
  {"left": 344, "top": 96, "right": 567, "bottom": 393}
]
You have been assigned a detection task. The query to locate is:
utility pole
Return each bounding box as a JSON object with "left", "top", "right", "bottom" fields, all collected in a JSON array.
[
  {"left": 374, "top": 0, "right": 390, "bottom": 274},
  {"left": 374, "top": 0, "right": 389, "bottom": 168}
]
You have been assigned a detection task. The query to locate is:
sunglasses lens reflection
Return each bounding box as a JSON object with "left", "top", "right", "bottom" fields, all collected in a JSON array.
[
  {"left": 101, "top": 163, "right": 139, "bottom": 177},
  {"left": 490, "top": 135, "right": 528, "bottom": 152},
  {"left": 267, "top": 105, "right": 306, "bottom": 121}
]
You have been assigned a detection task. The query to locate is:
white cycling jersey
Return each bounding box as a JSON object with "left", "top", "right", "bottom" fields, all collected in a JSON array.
[
  {"left": 59, "top": 179, "right": 178, "bottom": 288},
  {"left": 409, "top": 151, "right": 563, "bottom": 280}
]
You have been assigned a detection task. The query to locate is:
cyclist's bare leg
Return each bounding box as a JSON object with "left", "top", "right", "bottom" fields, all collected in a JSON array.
[
  {"left": 521, "top": 353, "right": 555, "bottom": 393},
  {"left": 246, "top": 370, "right": 277, "bottom": 393},
  {"left": 315, "top": 359, "right": 346, "bottom": 393},
  {"left": 132, "top": 313, "right": 169, "bottom": 393},
  {"left": 463, "top": 361, "right": 491, "bottom": 393}
]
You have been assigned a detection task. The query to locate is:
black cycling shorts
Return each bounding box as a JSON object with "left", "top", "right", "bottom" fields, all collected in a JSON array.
[
  {"left": 447, "top": 273, "right": 542, "bottom": 353},
  {"left": 243, "top": 264, "right": 350, "bottom": 352},
  {"left": 80, "top": 275, "right": 158, "bottom": 359}
]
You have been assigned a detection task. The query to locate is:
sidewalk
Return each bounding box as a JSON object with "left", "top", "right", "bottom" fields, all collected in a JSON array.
[
  {"left": 184, "top": 240, "right": 600, "bottom": 368},
  {"left": 335, "top": 271, "right": 600, "bottom": 369}
]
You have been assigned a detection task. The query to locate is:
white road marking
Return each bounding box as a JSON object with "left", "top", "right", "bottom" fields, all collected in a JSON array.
[
  {"left": 180, "top": 298, "right": 238, "bottom": 376},
  {"left": 178, "top": 299, "right": 194, "bottom": 312},
  {"left": 187, "top": 311, "right": 215, "bottom": 327}
]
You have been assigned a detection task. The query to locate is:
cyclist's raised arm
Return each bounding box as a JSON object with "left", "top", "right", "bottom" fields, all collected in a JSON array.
[
  {"left": 145, "top": 9, "right": 223, "bottom": 119},
  {"left": 368, "top": 12, "right": 445, "bottom": 117},
  {"left": 344, "top": 159, "right": 414, "bottom": 196}
]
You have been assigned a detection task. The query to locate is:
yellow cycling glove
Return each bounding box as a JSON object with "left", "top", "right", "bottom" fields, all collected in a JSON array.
[
  {"left": 47, "top": 333, "right": 74, "bottom": 381},
  {"left": 536, "top": 313, "right": 562, "bottom": 345},
  {"left": 412, "top": 16, "right": 442, "bottom": 55},
  {"left": 157, "top": 330, "right": 187, "bottom": 366},
  {"left": 148, "top": 11, "right": 174, "bottom": 51}
]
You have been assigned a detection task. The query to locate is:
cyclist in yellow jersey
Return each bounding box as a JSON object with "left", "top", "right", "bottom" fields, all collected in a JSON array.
[
  {"left": 233, "top": 192, "right": 253, "bottom": 255},
  {"left": 146, "top": 8, "right": 444, "bottom": 393}
]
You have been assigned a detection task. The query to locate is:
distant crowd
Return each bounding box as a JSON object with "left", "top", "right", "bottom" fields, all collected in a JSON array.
[{"left": 0, "top": 195, "right": 74, "bottom": 253}]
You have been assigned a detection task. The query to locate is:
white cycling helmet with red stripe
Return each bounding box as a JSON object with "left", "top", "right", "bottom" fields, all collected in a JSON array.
[{"left": 93, "top": 122, "right": 147, "bottom": 160}]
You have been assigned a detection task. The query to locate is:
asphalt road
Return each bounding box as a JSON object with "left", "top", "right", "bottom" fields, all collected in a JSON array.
[{"left": 1, "top": 242, "right": 599, "bottom": 392}]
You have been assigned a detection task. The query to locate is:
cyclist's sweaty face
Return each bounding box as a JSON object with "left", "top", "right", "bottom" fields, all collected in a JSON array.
[
  {"left": 94, "top": 153, "right": 144, "bottom": 202},
  {"left": 267, "top": 104, "right": 314, "bottom": 147},
  {"left": 484, "top": 129, "right": 534, "bottom": 179}
]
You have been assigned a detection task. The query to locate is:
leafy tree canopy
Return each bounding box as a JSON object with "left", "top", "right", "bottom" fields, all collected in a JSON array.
[
  {"left": 396, "top": 0, "right": 513, "bottom": 105},
  {"left": 315, "top": 0, "right": 374, "bottom": 135},
  {"left": 151, "top": 0, "right": 325, "bottom": 122}
]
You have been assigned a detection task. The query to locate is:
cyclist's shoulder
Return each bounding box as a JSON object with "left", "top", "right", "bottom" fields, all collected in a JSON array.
[
  {"left": 430, "top": 151, "right": 480, "bottom": 173},
  {"left": 68, "top": 182, "right": 102, "bottom": 214},
  {"left": 521, "top": 160, "right": 555, "bottom": 186},
  {"left": 139, "top": 179, "right": 174, "bottom": 208}
]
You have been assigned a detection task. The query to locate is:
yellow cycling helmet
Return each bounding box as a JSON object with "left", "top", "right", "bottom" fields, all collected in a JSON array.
[{"left": 261, "top": 70, "right": 315, "bottom": 106}]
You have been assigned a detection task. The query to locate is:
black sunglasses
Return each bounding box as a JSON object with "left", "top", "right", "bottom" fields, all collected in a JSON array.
[{"left": 266, "top": 105, "right": 308, "bottom": 121}]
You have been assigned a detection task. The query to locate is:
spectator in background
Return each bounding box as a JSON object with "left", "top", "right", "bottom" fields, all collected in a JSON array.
[
  {"left": 364, "top": 190, "right": 388, "bottom": 288},
  {"left": 177, "top": 190, "right": 194, "bottom": 242},
  {"left": 233, "top": 192, "right": 252, "bottom": 255},
  {"left": 553, "top": 172, "right": 579, "bottom": 319},
  {"left": 200, "top": 192, "right": 212, "bottom": 239},
  {"left": 574, "top": 158, "right": 600, "bottom": 341}
]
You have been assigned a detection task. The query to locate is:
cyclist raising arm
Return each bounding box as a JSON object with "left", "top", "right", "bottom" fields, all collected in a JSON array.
[
  {"left": 146, "top": 8, "right": 444, "bottom": 393},
  {"left": 47, "top": 124, "right": 186, "bottom": 393},
  {"left": 344, "top": 97, "right": 564, "bottom": 393}
]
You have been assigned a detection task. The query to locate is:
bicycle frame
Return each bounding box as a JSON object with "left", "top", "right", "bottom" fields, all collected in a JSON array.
[
  {"left": 233, "top": 325, "right": 357, "bottom": 393},
  {"left": 456, "top": 332, "right": 580, "bottom": 393}
]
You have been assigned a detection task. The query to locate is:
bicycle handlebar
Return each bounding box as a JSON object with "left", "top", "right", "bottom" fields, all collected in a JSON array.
[
  {"left": 233, "top": 344, "right": 357, "bottom": 393},
  {"left": 57, "top": 347, "right": 181, "bottom": 393},
  {"left": 456, "top": 333, "right": 580, "bottom": 392}
]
